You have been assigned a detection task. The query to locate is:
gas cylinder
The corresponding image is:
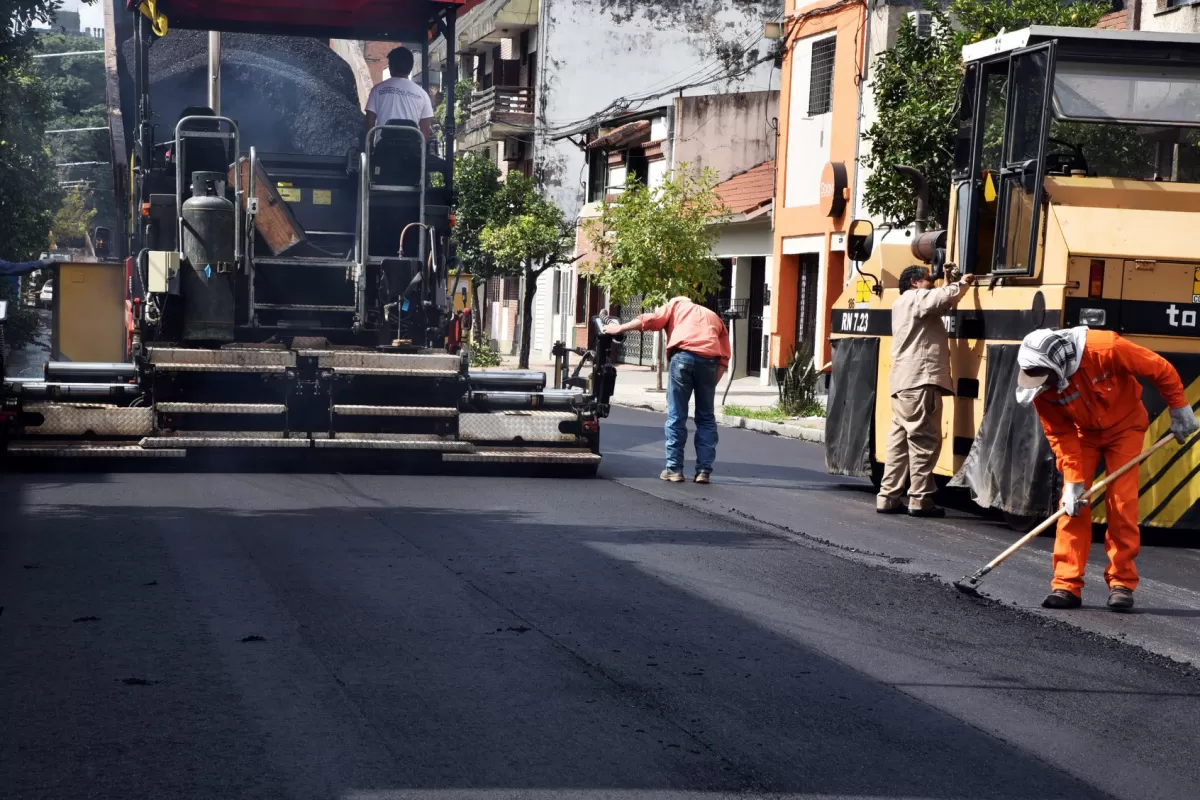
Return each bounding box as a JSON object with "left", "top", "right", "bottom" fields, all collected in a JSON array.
[{"left": 181, "top": 170, "right": 236, "bottom": 341}]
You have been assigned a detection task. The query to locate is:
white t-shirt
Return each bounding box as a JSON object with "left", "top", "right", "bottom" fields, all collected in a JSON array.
[{"left": 366, "top": 76, "right": 434, "bottom": 141}]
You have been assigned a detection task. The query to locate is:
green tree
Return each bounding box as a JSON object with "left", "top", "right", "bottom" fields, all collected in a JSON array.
[
  {"left": 586, "top": 165, "right": 728, "bottom": 389},
  {"left": 451, "top": 151, "right": 503, "bottom": 345},
  {"left": 53, "top": 186, "right": 96, "bottom": 251},
  {"left": 0, "top": 2, "right": 95, "bottom": 349},
  {"left": 861, "top": 0, "right": 1110, "bottom": 226},
  {"left": 479, "top": 173, "right": 575, "bottom": 370},
  {"left": 35, "top": 30, "right": 116, "bottom": 242}
]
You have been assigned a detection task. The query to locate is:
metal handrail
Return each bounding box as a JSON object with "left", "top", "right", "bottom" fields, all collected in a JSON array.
[
  {"left": 174, "top": 115, "right": 241, "bottom": 264},
  {"left": 359, "top": 124, "right": 427, "bottom": 332},
  {"left": 247, "top": 146, "right": 257, "bottom": 326}
]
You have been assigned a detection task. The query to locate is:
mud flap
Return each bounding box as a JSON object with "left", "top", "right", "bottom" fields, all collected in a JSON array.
[
  {"left": 825, "top": 337, "right": 878, "bottom": 478},
  {"left": 949, "top": 343, "right": 1058, "bottom": 517}
]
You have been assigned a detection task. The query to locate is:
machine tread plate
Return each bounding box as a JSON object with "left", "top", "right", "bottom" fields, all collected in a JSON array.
[
  {"left": 443, "top": 449, "right": 601, "bottom": 465},
  {"left": 23, "top": 404, "right": 156, "bottom": 437},
  {"left": 312, "top": 437, "right": 473, "bottom": 451},
  {"left": 330, "top": 368, "right": 460, "bottom": 378},
  {"left": 459, "top": 411, "right": 578, "bottom": 443},
  {"left": 302, "top": 351, "right": 461, "bottom": 372},
  {"left": 140, "top": 433, "right": 309, "bottom": 448},
  {"left": 157, "top": 403, "right": 287, "bottom": 414},
  {"left": 6, "top": 443, "right": 185, "bottom": 458},
  {"left": 151, "top": 363, "right": 290, "bottom": 374},
  {"left": 147, "top": 348, "right": 296, "bottom": 367},
  {"left": 333, "top": 405, "right": 458, "bottom": 417}
]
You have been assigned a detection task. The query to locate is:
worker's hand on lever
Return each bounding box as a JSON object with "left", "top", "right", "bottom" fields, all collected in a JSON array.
[
  {"left": 602, "top": 322, "right": 624, "bottom": 336},
  {"left": 959, "top": 272, "right": 975, "bottom": 287},
  {"left": 1060, "top": 481, "right": 1087, "bottom": 518},
  {"left": 1168, "top": 405, "right": 1200, "bottom": 444}
]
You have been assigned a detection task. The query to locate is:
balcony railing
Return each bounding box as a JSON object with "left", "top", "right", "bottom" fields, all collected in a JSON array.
[{"left": 465, "top": 86, "right": 535, "bottom": 129}]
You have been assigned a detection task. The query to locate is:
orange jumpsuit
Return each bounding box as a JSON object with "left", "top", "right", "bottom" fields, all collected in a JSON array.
[{"left": 1032, "top": 330, "right": 1187, "bottom": 596}]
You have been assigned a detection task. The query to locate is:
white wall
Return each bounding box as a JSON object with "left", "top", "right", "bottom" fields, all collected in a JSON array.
[
  {"left": 784, "top": 31, "right": 836, "bottom": 208},
  {"left": 850, "top": 2, "right": 926, "bottom": 221},
  {"left": 535, "top": 0, "right": 779, "bottom": 220},
  {"left": 712, "top": 219, "right": 772, "bottom": 259}
]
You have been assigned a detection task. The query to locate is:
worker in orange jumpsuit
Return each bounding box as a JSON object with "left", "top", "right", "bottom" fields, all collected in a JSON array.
[{"left": 1016, "top": 327, "right": 1198, "bottom": 611}]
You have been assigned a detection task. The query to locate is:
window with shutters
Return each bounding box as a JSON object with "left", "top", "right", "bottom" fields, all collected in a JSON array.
[{"left": 807, "top": 37, "right": 836, "bottom": 116}]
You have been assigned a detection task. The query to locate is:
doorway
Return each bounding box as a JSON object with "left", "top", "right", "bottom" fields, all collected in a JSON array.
[{"left": 747, "top": 256, "right": 766, "bottom": 376}]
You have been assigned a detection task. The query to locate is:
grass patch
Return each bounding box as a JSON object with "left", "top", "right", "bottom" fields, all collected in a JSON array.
[
  {"left": 723, "top": 403, "right": 825, "bottom": 422},
  {"left": 723, "top": 404, "right": 789, "bottom": 422}
]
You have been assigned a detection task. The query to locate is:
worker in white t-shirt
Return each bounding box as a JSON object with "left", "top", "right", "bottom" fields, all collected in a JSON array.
[{"left": 365, "top": 47, "right": 434, "bottom": 144}]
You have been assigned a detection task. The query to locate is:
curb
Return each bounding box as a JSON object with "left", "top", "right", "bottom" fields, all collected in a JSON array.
[{"left": 610, "top": 399, "right": 826, "bottom": 444}]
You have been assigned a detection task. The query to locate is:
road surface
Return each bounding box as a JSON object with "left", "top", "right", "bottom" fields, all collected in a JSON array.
[{"left": 2, "top": 407, "right": 1199, "bottom": 799}]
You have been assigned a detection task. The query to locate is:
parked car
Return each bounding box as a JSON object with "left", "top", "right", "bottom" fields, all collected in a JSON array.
[{"left": 39, "top": 280, "right": 53, "bottom": 308}]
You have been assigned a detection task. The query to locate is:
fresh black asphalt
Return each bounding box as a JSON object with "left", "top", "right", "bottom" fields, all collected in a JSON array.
[{"left": 3, "top": 408, "right": 1200, "bottom": 799}]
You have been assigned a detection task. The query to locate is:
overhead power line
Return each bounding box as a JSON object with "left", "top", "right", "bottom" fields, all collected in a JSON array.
[{"left": 33, "top": 50, "right": 103, "bottom": 59}]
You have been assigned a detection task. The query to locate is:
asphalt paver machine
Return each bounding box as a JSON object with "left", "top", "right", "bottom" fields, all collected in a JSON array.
[{"left": 0, "top": 0, "right": 618, "bottom": 472}]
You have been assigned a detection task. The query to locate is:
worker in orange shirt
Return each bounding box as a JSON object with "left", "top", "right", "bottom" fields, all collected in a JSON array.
[
  {"left": 1015, "top": 327, "right": 1198, "bottom": 611},
  {"left": 604, "top": 297, "right": 730, "bottom": 484}
]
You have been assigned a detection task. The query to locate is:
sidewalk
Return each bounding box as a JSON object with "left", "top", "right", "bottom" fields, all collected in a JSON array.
[{"left": 496, "top": 354, "right": 826, "bottom": 444}]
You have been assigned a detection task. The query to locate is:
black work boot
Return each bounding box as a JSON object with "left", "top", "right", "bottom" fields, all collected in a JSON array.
[
  {"left": 1042, "top": 589, "right": 1082, "bottom": 609},
  {"left": 1107, "top": 585, "right": 1135, "bottom": 612},
  {"left": 907, "top": 506, "right": 945, "bottom": 518}
]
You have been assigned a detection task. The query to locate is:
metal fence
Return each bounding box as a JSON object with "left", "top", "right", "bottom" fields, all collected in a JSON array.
[{"left": 614, "top": 294, "right": 655, "bottom": 365}]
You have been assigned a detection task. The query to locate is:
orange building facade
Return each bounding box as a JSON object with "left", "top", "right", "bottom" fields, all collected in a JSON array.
[{"left": 770, "top": 0, "right": 866, "bottom": 379}]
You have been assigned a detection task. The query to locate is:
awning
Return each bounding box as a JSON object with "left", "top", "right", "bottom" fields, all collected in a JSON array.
[
  {"left": 586, "top": 120, "right": 650, "bottom": 151},
  {"left": 150, "top": 0, "right": 464, "bottom": 41}
]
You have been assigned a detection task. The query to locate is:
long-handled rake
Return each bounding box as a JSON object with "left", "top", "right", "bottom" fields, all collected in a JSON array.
[{"left": 953, "top": 434, "right": 1176, "bottom": 597}]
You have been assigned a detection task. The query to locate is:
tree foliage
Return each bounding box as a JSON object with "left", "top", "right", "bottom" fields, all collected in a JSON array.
[
  {"left": 0, "top": 2, "right": 99, "bottom": 349},
  {"left": 35, "top": 30, "right": 117, "bottom": 241},
  {"left": 586, "top": 165, "right": 728, "bottom": 309},
  {"left": 53, "top": 186, "right": 96, "bottom": 250},
  {"left": 479, "top": 173, "right": 574, "bottom": 278},
  {"left": 860, "top": 0, "right": 1110, "bottom": 226},
  {"left": 479, "top": 172, "right": 574, "bottom": 369},
  {"left": 452, "top": 150, "right": 503, "bottom": 279}
]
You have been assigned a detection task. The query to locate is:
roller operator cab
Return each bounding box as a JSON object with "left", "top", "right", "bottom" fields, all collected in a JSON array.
[
  {"left": 827, "top": 26, "right": 1200, "bottom": 529},
  {"left": 0, "top": 0, "right": 619, "bottom": 472}
]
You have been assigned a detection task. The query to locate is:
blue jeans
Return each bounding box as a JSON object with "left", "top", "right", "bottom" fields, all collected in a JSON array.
[{"left": 666, "top": 351, "right": 719, "bottom": 474}]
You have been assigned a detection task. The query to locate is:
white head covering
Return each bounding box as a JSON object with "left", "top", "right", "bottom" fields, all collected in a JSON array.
[{"left": 1014, "top": 326, "right": 1089, "bottom": 406}]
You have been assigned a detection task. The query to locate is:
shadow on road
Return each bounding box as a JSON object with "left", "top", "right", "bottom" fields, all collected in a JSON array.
[{"left": 0, "top": 478, "right": 1151, "bottom": 799}]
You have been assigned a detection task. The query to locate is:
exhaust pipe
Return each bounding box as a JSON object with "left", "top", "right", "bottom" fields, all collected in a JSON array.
[{"left": 894, "top": 165, "right": 929, "bottom": 235}]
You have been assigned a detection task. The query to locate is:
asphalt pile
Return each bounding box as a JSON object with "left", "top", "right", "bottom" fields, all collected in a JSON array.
[{"left": 121, "top": 31, "right": 363, "bottom": 155}]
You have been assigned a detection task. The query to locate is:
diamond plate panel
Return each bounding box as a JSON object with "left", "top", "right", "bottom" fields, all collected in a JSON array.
[
  {"left": 458, "top": 412, "right": 578, "bottom": 443},
  {"left": 150, "top": 363, "right": 290, "bottom": 374},
  {"left": 306, "top": 351, "right": 460, "bottom": 372},
  {"left": 7, "top": 443, "right": 185, "bottom": 458},
  {"left": 148, "top": 348, "right": 296, "bottom": 367},
  {"left": 140, "top": 432, "right": 309, "bottom": 448},
  {"left": 443, "top": 449, "right": 600, "bottom": 464},
  {"left": 156, "top": 403, "right": 287, "bottom": 414},
  {"left": 313, "top": 438, "right": 473, "bottom": 451},
  {"left": 333, "top": 405, "right": 458, "bottom": 417},
  {"left": 326, "top": 367, "right": 459, "bottom": 378},
  {"left": 23, "top": 404, "right": 155, "bottom": 437}
]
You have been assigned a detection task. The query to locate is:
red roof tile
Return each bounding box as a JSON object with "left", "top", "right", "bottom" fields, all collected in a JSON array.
[{"left": 714, "top": 160, "right": 774, "bottom": 217}]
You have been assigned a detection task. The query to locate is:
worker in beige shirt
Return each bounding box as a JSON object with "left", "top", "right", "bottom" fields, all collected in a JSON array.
[{"left": 877, "top": 265, "right": 974, "bottom": 517}]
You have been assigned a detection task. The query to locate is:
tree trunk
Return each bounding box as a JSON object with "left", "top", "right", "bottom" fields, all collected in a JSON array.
[
  {"left": 519, "top": 264, "right": 538, "bottom": 370},
  {"left": 471, "top": 278, "right": 484, "bottom": 344}
]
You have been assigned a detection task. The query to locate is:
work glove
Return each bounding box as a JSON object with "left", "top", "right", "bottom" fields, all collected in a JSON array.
[
  {"left": 1169, "top": 405, "right": 1200, "bottom": 444},
  {"left": 1060, "top": 481, "right": 1087, "bottom": 518}
]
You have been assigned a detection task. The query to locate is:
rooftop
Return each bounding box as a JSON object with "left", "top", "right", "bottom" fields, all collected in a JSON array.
[{"left": 714, "top": 160, "right": 774, "bottom": 219}]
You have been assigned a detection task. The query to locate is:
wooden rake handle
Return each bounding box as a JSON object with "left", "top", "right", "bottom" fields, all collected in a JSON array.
[{"left": 977, "top": 434, "right": 1176, "bottom": 577}]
